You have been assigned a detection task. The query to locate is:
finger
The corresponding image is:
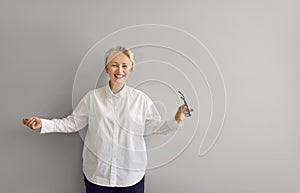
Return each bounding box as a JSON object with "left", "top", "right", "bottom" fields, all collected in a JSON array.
[
  {"left": 32, "top": 122, "right": 38, "bottom": 130},
  {"left": 24, "top": 119, "right": 31, "bottom": 126},
  {"left": 31, "top": 120, "right": 37, "bottom": 127},
  {"left": 25, "top": 117, "right": 32, "bottom": 124},
  {"left": 22, "top": 119, "right": 27, "bottom": 124},
  {"left": 27, "top": 118, "right": 34, "bottom": 124},
  {"left": 28, "top": 119, "right": 36, "bottom": 127},
  {"left": 23, "top": 118, "right": 29, "bottom": 124},
  {"left": 28, "top": 122, "right": 34, "bottom": 128},
  {"left": 30, "top": 123, "right": 37, "bottom": 130},
  {"left": 178, "top": 105, "right": 184, "bottom": 112},
  {"left": 30, "top": 121, "right": 36, "bottom": 127}
]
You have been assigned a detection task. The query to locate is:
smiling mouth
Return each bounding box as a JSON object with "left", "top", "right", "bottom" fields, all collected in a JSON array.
[{"left": 114, "top": 74, "right": 125, "bottom": 79}]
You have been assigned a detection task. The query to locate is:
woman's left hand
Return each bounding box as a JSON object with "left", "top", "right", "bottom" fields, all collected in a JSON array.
[{"left": 175, "top": 105, "right": 194, "bottom": 123}]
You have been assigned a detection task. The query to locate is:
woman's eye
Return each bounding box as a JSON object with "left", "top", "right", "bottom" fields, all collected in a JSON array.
[{"left": 123, "top": 65, "right": 128, "bottom": 68}]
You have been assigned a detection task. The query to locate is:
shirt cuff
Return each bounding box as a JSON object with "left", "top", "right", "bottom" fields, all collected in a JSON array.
[
  {"left": 167, "top": 118, "right": 183, "bottom": 131},
  {"left": 40, "top": 119, "right": 54, "bottom": 134}
]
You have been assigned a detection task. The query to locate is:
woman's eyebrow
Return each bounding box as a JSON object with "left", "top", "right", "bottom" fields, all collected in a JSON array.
[{"left": 110, "top": 62, "right": 129, "bottom": 65}]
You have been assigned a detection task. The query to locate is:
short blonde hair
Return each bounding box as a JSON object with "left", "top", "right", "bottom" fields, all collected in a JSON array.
[{"left": 104, "top": 46, "right": 135, "bottom": 68}]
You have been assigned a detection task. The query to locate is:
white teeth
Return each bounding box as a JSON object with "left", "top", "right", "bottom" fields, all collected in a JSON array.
[{"left": 114, "top": 74, "right": 124, "bottom": 78}]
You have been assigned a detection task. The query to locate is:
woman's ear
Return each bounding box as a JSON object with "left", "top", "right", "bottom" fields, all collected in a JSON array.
[
  {"left": 130, "top": 62, "right": 134, "bottom": 72},
  {"left": 105, "top": 65, "right": 108, "bottom": 73}
]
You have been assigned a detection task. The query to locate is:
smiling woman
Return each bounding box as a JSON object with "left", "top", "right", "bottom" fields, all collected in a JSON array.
[
  {"left": 104, "top": 46, "right": 135, "bottom": 94},
  {"left": 22, "top": 46, "right": 193, "bottom": 193}
]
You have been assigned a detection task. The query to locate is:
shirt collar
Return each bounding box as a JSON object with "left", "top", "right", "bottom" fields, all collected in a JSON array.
[{"left": 105, "top": 82, "right": 128, "bottom": 99}]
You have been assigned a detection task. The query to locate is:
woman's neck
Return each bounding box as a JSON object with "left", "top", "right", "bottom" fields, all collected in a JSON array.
[{"left": 109, "top": 81, "right": 125, "bottom": 94}]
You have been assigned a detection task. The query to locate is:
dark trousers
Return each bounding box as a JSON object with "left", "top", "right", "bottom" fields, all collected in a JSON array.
[{"left": 84, "top": 175, "right": 145, "bottom": 193}]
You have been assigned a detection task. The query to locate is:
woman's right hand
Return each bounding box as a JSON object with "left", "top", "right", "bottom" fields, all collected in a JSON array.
[{"left": 23, "top": 117, "right": 42, "bottom": 130}]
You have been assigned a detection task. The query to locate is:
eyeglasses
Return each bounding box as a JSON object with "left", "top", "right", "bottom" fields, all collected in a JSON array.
[{"left": 178, "top": 91, "right": 191, "bottom": 117}]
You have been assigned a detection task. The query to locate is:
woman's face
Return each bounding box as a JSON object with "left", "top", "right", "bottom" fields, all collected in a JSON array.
[{"left": 105, "top": 53, "right": 133, "bottom": 86}]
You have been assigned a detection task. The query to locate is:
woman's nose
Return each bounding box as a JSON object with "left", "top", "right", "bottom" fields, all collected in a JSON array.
[{"left": 118, "top": 66, "right": 123, "bottom": 72}]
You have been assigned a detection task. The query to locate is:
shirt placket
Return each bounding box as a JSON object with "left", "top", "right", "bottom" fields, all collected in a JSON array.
[{"left": 110, "top": 96, "right": 119, "bottom": 186}]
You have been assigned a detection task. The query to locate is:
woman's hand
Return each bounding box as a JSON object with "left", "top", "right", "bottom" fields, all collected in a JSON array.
[
  {"left": 23, "top": 117, "right": 42, "bottom": 130},
  {"left": 175, "top": 105, "right": 194, "bottom": 123}
]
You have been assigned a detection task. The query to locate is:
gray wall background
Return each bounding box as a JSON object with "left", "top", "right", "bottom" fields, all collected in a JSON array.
[{"left": 1, "top": 0, "right": 299, "bottom": 193}]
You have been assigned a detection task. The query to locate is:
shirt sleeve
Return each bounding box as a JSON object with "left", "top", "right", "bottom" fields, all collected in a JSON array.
[
  {"left": 40, "top": 93, "right": 89, "bottom": 134},
  {"left": 145, "top": 96, "right": 183, "bottom": 135}
]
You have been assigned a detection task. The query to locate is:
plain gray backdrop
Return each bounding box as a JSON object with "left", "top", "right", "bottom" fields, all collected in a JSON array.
[{"left": 1, "top": 0, "right": 299, "bottom": 193}]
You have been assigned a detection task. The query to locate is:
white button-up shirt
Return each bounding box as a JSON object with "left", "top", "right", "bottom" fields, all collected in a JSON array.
[{"left": 40, "top": 84, "right": 181, "bottom": 187}]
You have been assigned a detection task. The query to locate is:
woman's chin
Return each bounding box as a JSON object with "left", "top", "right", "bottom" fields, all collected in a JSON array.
[{"left": 111, "top": 78, "right": 125, "bottom": 84}]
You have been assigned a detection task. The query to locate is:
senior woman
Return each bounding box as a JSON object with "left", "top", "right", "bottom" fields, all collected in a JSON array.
[{"left": 23, "top": 46, "right": 193, "bottom": 193}]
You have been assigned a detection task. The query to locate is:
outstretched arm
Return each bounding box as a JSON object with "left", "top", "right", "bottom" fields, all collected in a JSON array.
[
  {"left": 22, "top": 92, "right": 90, "bottom": 133},
  {"left": 145, "top": 97, "right": 194, "bottom": 135}
]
